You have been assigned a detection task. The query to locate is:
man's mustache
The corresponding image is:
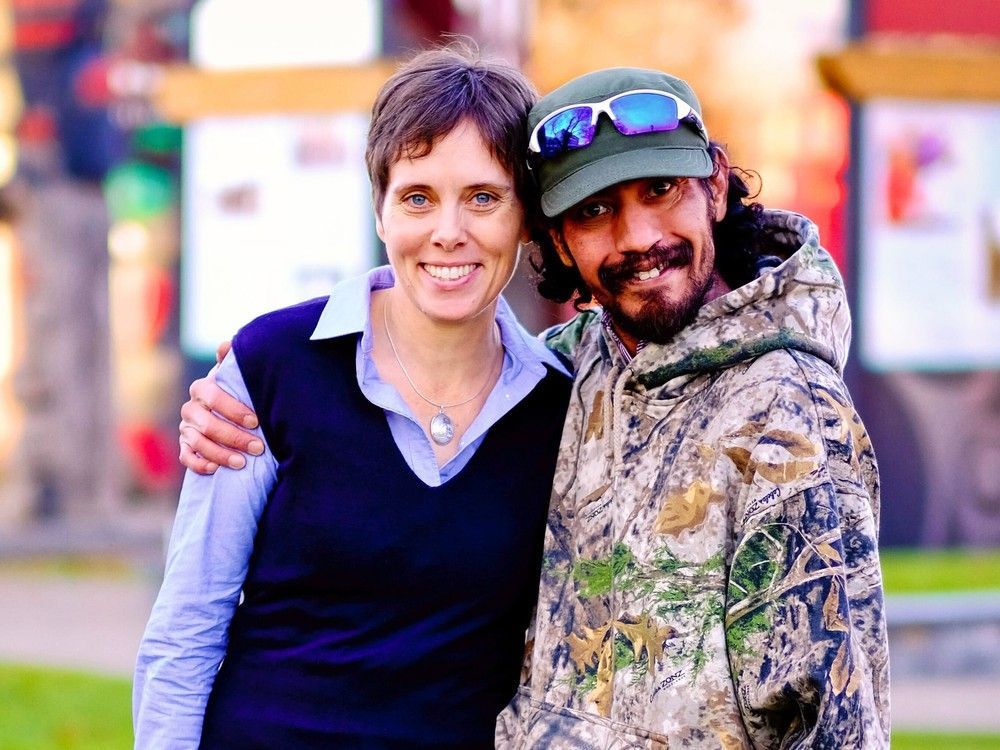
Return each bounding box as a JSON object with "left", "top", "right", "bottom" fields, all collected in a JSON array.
[{"left": 598, "top": 241, "right": 694, "bottom": 292}]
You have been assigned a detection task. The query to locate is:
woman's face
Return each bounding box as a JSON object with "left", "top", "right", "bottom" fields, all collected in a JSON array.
[{"left": 376, "top": 120, "right": 527, "bottom": 327}]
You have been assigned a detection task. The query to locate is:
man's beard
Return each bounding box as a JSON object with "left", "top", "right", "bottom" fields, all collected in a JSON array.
[{"left": 597, "top": 238, "right": 713, "bottom": 345}]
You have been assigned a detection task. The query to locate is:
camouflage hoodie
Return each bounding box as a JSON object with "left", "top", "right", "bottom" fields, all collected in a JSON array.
[{"left": 497, "top": 211, "right": 889, "bottom": 749}]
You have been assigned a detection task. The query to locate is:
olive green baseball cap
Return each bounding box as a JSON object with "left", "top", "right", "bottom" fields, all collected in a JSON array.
[{"left": 528, "top": 67, "right": 712, "bottom": 217}]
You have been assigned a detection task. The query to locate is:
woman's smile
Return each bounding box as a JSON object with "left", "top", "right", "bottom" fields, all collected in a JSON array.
[{"left": 421, "top": 262, "right": 482, "bottom": 282}]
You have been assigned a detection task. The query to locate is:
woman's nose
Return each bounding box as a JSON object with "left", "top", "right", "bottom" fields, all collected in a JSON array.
[{"left": 430, "top": 204, "right": 467, "bottom": 250}]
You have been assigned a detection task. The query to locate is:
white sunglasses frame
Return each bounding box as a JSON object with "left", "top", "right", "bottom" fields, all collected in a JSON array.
[{"left": 528, "top": 88, "right": 708, "bottom": 156}]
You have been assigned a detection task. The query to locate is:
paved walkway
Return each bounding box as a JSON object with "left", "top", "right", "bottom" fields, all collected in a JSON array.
[
  {"left": 1, "top": 567, "right": 998, "bottom": 732},
  {"left": 0, "top": 568, "right": 156, "bottom": 677}
]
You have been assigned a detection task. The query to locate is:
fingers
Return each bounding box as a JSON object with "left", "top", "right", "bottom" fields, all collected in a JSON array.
[
  {"left": 178, "top": 375, "right": 264, "bottom": 476},
  {"left": 189, "top": 376, "right": 258, "bottom": 430},
  {"left": 215, "top": 340, "right": 233, "bottom": 365},
  {"left": 179, "top": 422, "right": 248, "bottom": 472},
  {"left": 180, "top": 397, "right": 263, "bottom": 453},
  {"left": 178, "top": 431, "right": 220, "bottom": 475}
]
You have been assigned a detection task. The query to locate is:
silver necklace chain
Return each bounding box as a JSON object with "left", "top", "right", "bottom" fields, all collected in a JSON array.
[{"left": 382, "top": 301, "right": 500, "bottom": 446}]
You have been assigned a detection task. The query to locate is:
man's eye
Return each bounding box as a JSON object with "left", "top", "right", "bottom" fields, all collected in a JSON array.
[
  {"left": 649, "top": 179, "right": 677, "bottom": 197},
  {"left": 577, "top": 202, "right": 609, "bottom": 220}
]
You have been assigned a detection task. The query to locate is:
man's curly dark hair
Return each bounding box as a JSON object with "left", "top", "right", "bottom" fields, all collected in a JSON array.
[{"left": 529, "top": 142, "right": 768, "bottom": 307}]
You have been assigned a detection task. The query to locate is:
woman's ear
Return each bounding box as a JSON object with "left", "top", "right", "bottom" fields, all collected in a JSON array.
[
  {"left": 548, "top": 227, "right": 575, "bottom": 268},
  {"left": 709, "top": 148, "right": 730, "bottom": 222},
  {"left": 373, "top": 190, "right": 387, "bottom": 242}
]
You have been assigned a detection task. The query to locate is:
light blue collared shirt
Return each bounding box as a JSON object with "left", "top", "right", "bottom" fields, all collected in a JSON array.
[
  {"left": 133, "top": 266, "right": 569, "bottom": 747},
  {"left": 314, "top": 265, "right": 569, "bottom": 485}
]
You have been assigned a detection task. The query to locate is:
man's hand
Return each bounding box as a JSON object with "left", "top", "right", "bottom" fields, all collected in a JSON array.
[{"left": 178, "top": 343, "right": 263, "bottom": 474}]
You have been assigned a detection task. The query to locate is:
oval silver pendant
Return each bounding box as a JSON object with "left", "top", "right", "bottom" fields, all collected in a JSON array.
[{"left": 429, "top": 412, "right": 455, "bottom": 445}]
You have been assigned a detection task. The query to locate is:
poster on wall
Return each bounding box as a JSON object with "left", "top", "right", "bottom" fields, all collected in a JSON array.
[
  {"left": 181, "top": 114, "right": 373, "bottom": 357},
  {"left": 180, "top": 0, "right": 379, "bottom": 359},
  {"left": 858, "top": 99, "right": 1000, "bottom": 371}
]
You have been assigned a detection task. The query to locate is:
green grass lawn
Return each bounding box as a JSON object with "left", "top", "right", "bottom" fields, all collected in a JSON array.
[
  {"left": 892, "top": 732, "right": 1000, "bottom": 749},
  {"left": 880, "top": 548, "right": 1000, "bottom": 594},
  {"left": 0, "top": 663, "right": 997, "bottom": 749},
  {"left": 0, "top": 555, "right": 139, "bottom": 580},
  {"left": 0, "top": 549, "right": 996, "bottom": 747},
  {"left": 0, "top": 664, "right": 133, "bottom": 750}
]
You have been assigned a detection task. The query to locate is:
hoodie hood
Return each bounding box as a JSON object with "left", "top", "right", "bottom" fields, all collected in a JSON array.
[{"left": 633, "top": 210, "right": 851, "bottom": 390}]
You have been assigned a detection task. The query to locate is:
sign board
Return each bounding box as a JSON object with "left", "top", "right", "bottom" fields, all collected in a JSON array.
[
  {"left": 180, "top": 0, "right": 380, "bottom": 357},
  {"left": 858, "top": 100, "right": 1000, "bottom": 371}
]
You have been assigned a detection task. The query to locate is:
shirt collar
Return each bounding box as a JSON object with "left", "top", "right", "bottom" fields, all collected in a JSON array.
[
  {"left": 309, "top": 265, "right": 570, "bottom": 377},
  {"left": 310, "top": 266, "right": 393, "bottom": 340},
  {"left": 600, "top": 309, "right": 646, "bottom": 364}
]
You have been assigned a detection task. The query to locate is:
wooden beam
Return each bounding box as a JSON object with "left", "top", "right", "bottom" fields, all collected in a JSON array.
[
  {"left": 151, "top": 60, "right": 400, "bottom": 122},
  {"left": 817, "top": 38, "right": 1000, "bottom": 101}
]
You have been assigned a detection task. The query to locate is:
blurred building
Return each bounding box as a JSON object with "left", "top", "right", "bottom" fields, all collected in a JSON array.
[
  {"left": 819, "top": 0, "right": 1000, "bottom": 546},
  {"left": 0, "top": 0, "right": 996, "bottom": 548},
  {"left": 0, "top": 0, "right": 188, "bottom": 525}
]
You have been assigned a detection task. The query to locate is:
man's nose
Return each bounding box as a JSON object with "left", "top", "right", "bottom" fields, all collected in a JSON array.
[
  {"left": 430, "top": 204, "right": 468, "bottom": 250},
  {"left": 614, "top": 202, "right": 663, "bottom": 254}
]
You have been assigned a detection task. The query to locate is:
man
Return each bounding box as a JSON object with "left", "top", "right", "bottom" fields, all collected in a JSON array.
[{"left": 178, "top": 68, "right": 889, "bottom": 748}]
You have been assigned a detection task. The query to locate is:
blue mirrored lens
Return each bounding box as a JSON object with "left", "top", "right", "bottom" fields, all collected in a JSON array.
[
  {"left": 538, "top": 106, "right": 595, "bottom": 158},
  {"left": 609, "top": 93, "right": 679, "bottom": 135}
]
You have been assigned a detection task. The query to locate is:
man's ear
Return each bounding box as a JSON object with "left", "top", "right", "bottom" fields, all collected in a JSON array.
[
  {"left": 547, "top": 226, "right": 575, "bottom": 268},
  {"left": 519, "top": 219, "right": 531, "bottom": 247},
  {"left": 709, "top": 148, "right": 730, "bottom": 222}
]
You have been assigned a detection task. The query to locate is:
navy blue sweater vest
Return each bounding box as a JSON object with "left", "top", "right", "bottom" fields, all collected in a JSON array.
[{"left": 199, "top": 298, "right": 570, "bottom": 749}]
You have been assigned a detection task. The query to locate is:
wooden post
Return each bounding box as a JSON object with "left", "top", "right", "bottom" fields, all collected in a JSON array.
[
  {"left": 817, "top": 39, "right": 1000, "bottom": 101},
  {"left": 150, "top": 61, "right": 400, "bottom": 122}
]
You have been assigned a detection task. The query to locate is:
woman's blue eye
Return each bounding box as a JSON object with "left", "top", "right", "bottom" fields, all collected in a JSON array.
[
  {"left": 473, "top": 192, "right": 494, "bottom": 205},
  {"left": 406, "top": 194, "right": 427, "bottom": 207}
]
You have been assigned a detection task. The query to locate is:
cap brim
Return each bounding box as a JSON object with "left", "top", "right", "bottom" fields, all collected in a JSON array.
[{"left": 540, "top": 146, "right": 713, "bottom": 218}]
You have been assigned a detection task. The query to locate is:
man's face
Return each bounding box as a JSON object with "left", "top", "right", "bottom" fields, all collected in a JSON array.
[{"left": 551, "top": 162, "right": 730, "bottom": 352}]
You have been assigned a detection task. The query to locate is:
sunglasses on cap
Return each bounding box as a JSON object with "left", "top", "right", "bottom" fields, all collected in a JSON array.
[{"left": 528, "top": 89, "right": 708, "bottom": 160}]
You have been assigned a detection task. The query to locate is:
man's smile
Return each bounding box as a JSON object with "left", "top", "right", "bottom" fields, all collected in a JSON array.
[{"left": 599, "top": 240, "right": 695, "bottom": 293}]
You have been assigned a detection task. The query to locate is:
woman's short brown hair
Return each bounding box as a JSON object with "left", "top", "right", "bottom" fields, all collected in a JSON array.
[{"left": 365, "top": 40, "right": 538, "bottom": 215}]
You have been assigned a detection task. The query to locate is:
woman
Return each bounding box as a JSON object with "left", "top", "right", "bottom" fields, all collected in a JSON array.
[{"left": 133, "top": 44, "right": 570, "bottom": 749}]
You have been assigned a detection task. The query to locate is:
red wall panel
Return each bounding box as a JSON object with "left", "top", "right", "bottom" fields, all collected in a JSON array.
[{"left": 866, "top": 0, "right": 1000, "bottom": 37}]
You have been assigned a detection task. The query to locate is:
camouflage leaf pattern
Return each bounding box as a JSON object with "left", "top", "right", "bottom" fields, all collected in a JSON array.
[{"left": 498, "top": 212, "right": 889, "bottom": 749}]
